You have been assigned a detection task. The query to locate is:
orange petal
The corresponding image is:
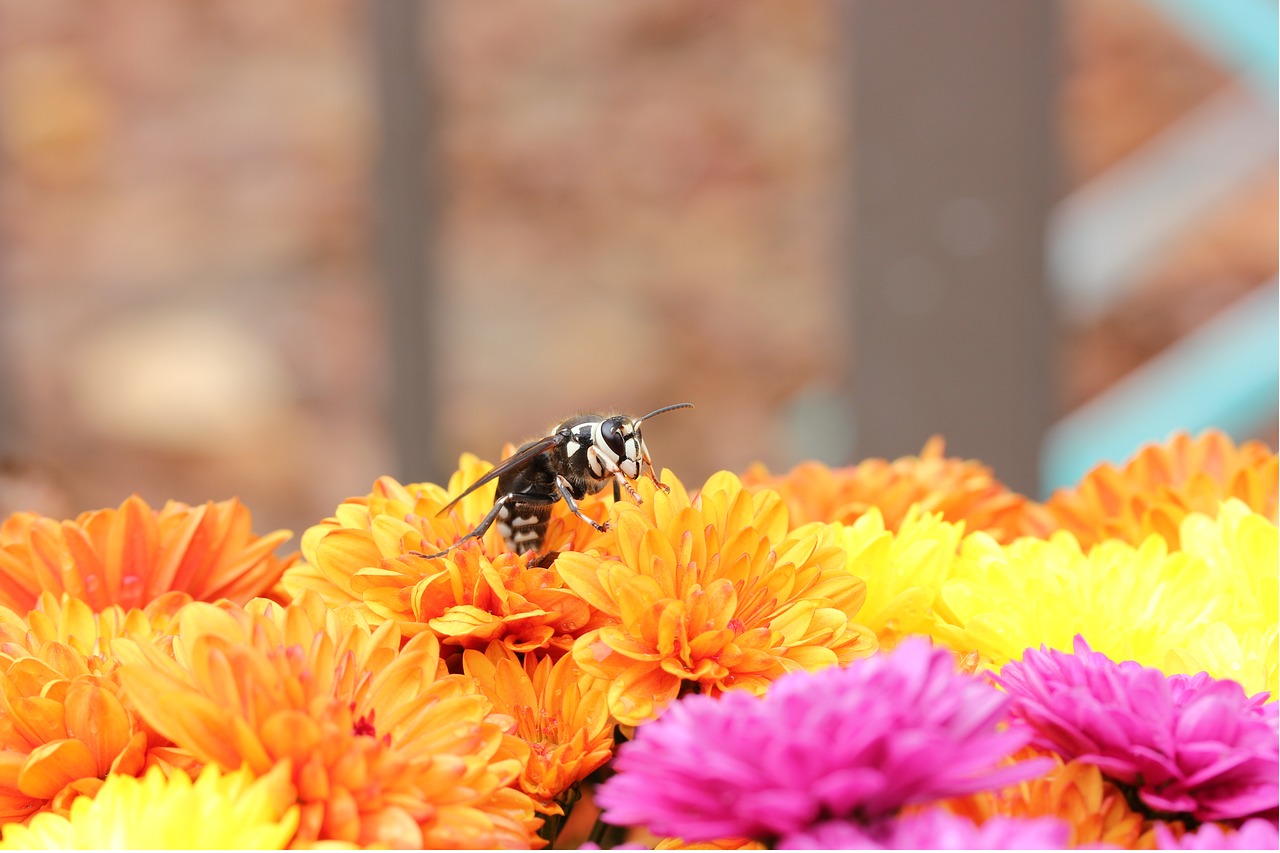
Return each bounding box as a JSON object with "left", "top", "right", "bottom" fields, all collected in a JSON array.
[
  {"left": 9, "top": 696, "right": 68, "bottom": 746},
  {"left": 259, "top": 710, "right": 322, "bottom": 762},
  {"left": 324, "top": 785, "right": 362, "bottom": 843},
  {"left": 359, "top": 804, "right": 423, "bottom": 848},
  {"left": 608, "top": 663, "right": 679, "bottom": 727},
  {"left": 616, "top": 576, "right": 666, "bottom": 629},
  {"left": 105, "top": 495, "right": 159, "bottom": 609},
  {"left": 63, "top": 684, "right": 132, "bottom": 774},
  {"left": 49, "top": 776, "right": 104, "bottom": 816},
  {"left": 17, "top": 738, "right": 97, "bottom": 799},
  {"left": 554, "top": 554, "right": 620, "bottom": 617},
  {"left": 108, "top": 731, "right": 148, "bottom": 777}
]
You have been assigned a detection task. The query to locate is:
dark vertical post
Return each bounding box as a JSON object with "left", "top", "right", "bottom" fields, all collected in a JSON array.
[
  {"left": 369, "top": 1, "right": 439, "bottom": 482},
  {"left": 846, "top": 0, "right": 1057, "bottom": 495}
]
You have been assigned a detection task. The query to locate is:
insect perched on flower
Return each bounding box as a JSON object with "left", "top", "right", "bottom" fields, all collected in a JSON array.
[{"left": 423, "top": 403, "right": 693, "bottom": 557}]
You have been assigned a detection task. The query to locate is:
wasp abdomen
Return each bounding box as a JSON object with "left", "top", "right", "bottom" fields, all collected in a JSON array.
[{"left": 496, "top": 501, "right": 553, "bottom": 555}]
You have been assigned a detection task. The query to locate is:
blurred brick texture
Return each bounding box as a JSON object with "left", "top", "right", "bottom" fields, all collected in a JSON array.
[{"left": 0, "top": 0, "right": 1273, "bottom": 537}]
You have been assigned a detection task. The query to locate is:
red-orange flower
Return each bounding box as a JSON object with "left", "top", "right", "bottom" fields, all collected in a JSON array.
[
  {"left": 282, "top": 459, "right": 609, "bottom": 654},
  {"left": 559, "top": 472, "right": 876, "bottom": 726},
  {"left": 743, "top": 437, "right": 1055, "bottom": 544},
  {"left": 0, "top": 496, "right": 294, "bottom": 612},
  {"left": 115, "top": 592, "right": 543, "bottom": 848},
  {"left": 0, "top": 591, "right": 189, "bottom": 822},
  {"left": 1045, "top": 430, "right": 1279, "bottom": 550}
]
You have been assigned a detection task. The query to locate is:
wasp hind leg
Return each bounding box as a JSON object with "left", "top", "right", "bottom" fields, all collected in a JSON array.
[
  {"left": 554, "top": 475, "right": 609, "bottom": 533},
  {"left": 410, "top": 493, "right": 516, "bottom": 559}
]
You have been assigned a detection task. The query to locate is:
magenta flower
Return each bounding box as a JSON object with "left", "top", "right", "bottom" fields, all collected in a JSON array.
[
  {"left": 999, "top": 636, "right": 1279, "bottom": 823},
  {"left": 1155, "top": 818, "right": 1280, "bottom": 849},
  {"left": 778, "top": 809, "right": 1070, "bottom": 850},
  {"left": 596, "top": 638, "right": 1049, "bottom": 843}
]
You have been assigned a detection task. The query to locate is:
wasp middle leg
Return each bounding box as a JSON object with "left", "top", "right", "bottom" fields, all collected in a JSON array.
[{"left": 554, "top": 475, "right": 609, "bottom": 533}]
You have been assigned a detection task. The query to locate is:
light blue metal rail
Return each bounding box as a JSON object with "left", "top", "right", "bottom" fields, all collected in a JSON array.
[
  {"left": 1039, "top": 0, "right": 1279, "bottom": 495},
  {"left": 1042, "top": 282, "right": 1280, "bottom": 493},
  {"left": 1149, "top": 0, "right": 1278, "bottom": 98}
]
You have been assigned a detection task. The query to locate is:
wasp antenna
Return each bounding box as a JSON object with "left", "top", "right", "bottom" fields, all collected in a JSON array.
[{"left": 637, "top": 402, "right": 694, "bottom": 423}]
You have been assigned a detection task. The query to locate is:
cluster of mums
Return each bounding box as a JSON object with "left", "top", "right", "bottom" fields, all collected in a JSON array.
[{"left": 0, "top": 429, "right": 1272, "bottom": 849}]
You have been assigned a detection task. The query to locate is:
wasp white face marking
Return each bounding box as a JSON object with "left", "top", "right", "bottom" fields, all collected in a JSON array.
[
  {"left": 566, "top": 440, "right": 580, "bottom": 457},
  {"left": 589, "top": 423, "right": 615, "bottom": 463}
]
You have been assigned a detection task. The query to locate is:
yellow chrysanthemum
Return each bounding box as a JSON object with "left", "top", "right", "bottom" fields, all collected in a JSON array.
[
  {"left": 941, "top": 750, "right": 1155, "bottom": 849},
  {"left": 0, "top": 763, "right": 299, "bottom": 850},
  {"left": 558, "top": 471, "right": 876, "bottom": 726},
  {"left": 115, "top": 592, "right": 542, "bottom": 849},
  {"left": 463, "top": 642, "right": 614, "bottom": 816},
  {"left": 0, "top": 496, "right": 294, "bottom": 612},
  {"left": 743, "top": 437, "right": 1055, "bottom": 544},
  {"left": 928, "top": 530, "right": 1232, "bottom": 674},
  {"left": 820, "top": 506, "right": 964, "bottom": 647},
  {"left": 1162, "top": 500, "right": 1278, "bottom": 697},
  {"left": 0, "top": 591, "right": 189, "bottom": 821},
  {"left": 1045, "top": 429, "right": 1278, "bottom": 550},
  {"left": 281, "top": 460, "right": 608, "bottom": 653}
]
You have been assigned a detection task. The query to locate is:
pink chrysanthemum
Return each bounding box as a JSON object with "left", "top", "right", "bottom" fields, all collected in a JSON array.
[
  {"left": 778, "top": 809, "right": 1070, "bottom": 850},
  {"left": 597, "top": 639, "right": 1049, "bottom": 843},
  {"left": 1155, "top": 818, "right": 1280, "bottom": 850},
  {"left": 999, "top": 636, "right": 1279, "bottom": 823}
]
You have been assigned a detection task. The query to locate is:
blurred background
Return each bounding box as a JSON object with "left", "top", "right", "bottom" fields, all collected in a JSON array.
[{"left": 0, "top": 0, "right": 1275, "bottom": 538}]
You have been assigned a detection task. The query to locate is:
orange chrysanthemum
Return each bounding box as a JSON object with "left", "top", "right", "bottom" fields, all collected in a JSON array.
[
  {"left": 463, "top": 642, "right": 614, "bottom": 816},
  {"left": 281, "top": 458, "right": 609, "bottom": 654},
  {"left": 743, "top": 438, "right": 1055, "bottom": 544},
  {"left": 0, "top": 591, "right": 189, "bottom": 822},
  {"left": 115, "top": 592, "right": 542, "bottom": 849},
  {"left": 941, "top": 750, "right": 1156, "bottom": 849},
  {"left": 0, "top": 496, "right": 295, "bottom": 612},
  {"left": 558, "top": 471, "right": 877, "bottom": 726},
  {"left": 1046, "top": 430, "right": 1279, "bottom": 550}
]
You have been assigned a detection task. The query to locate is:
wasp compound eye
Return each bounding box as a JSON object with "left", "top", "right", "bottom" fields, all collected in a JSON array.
[{"left": 600, "top": 418, "right": 627, "bottom": 458}]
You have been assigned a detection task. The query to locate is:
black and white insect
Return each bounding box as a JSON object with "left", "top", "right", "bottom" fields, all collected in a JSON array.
[{"left": 421, "top": 403, "right": 693, "bottom": 558}]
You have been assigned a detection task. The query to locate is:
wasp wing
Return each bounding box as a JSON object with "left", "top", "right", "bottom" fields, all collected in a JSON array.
[{"left": 437, "top": 433, "right": 567, "bottom": 516}]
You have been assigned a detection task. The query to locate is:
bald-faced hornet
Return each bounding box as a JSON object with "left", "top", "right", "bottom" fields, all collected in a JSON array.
[{"left": 421, "top": 403, "right": 693, "bottom": 558}]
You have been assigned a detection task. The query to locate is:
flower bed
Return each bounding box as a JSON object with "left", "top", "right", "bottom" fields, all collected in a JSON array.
[{"left": 0, "top": 429, "right": 1273, "bottom": 849}]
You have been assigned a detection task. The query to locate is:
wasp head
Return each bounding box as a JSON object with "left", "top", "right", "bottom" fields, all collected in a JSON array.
[
  {"left": 596, "top": 415, "right": 644, "bottom": 479},
  {"left": 591, "top": 403, "right": 692, "bottom": 493}
]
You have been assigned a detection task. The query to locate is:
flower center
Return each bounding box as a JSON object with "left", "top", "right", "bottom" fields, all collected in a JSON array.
[
  {"left": 352, "top": 705, "right": 378, "bottom": 739},
  {"left": 1117, "top": 778, "right": 1200, "bottom": 830}
]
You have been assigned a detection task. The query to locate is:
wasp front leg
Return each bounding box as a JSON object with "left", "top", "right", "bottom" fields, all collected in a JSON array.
[
  {"left": 554, "top": 475, "right": 610, "bottom": 533},
  {"left": 641, "top": 454, "right": 672, "bottom": 493}
]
